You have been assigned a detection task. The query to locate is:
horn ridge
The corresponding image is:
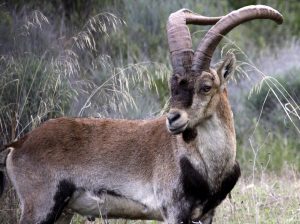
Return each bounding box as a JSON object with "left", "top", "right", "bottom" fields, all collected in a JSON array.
[
  {"left": 191, "top": 5, "right": 283, "bottom": 73},
  {"left": 167, "top": 9, "right": 222, "bottom": 74}
]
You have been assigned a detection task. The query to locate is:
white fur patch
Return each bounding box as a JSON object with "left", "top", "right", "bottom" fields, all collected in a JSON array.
[
  {"left": 195, "top": 114, "right": 235, "bottom": 186},
  {"left": 68, "top": 186, "right": 162, "bottom": 220},
  {"left": 5, "top": 148, "right": 25, "bottom": 209},
  {"left": 68, "top": 191, "right": 105, "bottom": 216}
]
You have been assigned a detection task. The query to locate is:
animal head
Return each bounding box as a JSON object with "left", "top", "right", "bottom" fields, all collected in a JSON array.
[{"left": 166, "top": 6, "right": 283, "bottom": 134}]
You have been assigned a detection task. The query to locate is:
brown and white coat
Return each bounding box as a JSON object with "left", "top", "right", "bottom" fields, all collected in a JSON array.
[{"left": 0, "top": 5, "right": 283, "bottom": 224}]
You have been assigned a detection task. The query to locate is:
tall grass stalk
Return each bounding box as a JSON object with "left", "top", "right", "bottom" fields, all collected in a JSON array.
[
  {"left": 220, "top": 37, "right": 300, "bottom": 135},
  {"left": 78, "top": 61, "right": 169, "bottom": 118},
  {"left": 1, "top": 8, "right": 164, "bottom": 223},
  {"left": 218, "top": 36, "right": 300, "bottom": 224}
]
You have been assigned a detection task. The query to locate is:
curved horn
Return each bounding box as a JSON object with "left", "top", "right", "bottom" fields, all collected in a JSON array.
[
  {"left": 167, "top": 9, "right": 222, "bottom": 74},
  {"left": 191, "top": 5, "right": 283, "bottom": 72}
]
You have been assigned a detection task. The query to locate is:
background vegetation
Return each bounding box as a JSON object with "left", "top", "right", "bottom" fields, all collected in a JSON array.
[{"left": 0, "top": 0, "right": 299, "bottom": 223}]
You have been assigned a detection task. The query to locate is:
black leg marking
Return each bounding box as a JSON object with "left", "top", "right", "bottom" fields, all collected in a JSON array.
[
  {"left": 180, "top": 157, "right": 210, "bottom": 202},
  {"left": 203, "top": 161, "right": 241, "bottom": 214},
  {"left": 40, "top": 180, "right": 75, "bottom": 224},
  {"left": 172, "top": 157, "right": 211, "bottom": 223},
  {"left": 179, "top": 158, "right": 240, "bottom": 223},
  {"left": 176, "top": 200, "right": 193, "bottom": 224}
]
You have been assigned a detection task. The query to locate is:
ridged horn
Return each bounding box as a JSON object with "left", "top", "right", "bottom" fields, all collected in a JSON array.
[
  {"left": 191, "top": 5, "right": 283, "bottom": 72},
  {"left": 167, "top": 9, "right": 222, "bottom": 75}
]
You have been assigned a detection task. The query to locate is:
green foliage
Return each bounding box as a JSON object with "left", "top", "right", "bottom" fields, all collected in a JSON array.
[
  {"left": 0, "top": 55, "right": 74, "bottom": 141},
  {"left": 0, "top": 7, "right": 77, "bottom": 143},
  {"left": 238, "top": 128, "right": 300, "bottom": 173}
]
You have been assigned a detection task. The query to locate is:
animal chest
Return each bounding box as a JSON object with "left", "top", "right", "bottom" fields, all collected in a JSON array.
[{"left": 179, "top": 156, "right": 240, "bottom": 220}]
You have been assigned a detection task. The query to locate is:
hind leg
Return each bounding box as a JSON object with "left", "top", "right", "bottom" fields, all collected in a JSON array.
[
  {"left": 19, "top": 199, "right": 55, "bottom": 224},
  {"left": 18, "top": 180, "right": 75, "bottom": 224},
  {"left": 6, "top": 150, "right": 75, "bottom": 224}
]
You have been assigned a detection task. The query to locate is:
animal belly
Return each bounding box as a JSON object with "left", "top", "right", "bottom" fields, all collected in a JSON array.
[{"left": 67, "top": 190, "right": 163, "bottom": 221}]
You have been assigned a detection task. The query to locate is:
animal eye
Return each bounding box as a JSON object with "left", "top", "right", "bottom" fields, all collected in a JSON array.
[{"left": 200, "top": 85, "right": 212, "bottom": 93}]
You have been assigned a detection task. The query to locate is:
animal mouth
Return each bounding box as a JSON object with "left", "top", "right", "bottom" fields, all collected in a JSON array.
[{"left": 167, "top": 122, "right": 189, "bottom": 135}]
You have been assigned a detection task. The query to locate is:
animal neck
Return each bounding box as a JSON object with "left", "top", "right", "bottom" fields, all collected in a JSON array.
[{"left": 176, "top": 111, "right": 236, "bottom": 189}]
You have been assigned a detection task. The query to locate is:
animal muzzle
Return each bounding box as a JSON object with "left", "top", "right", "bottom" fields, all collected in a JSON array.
[{"left": 166, "top": 109, "right": 189, "bottom": 134}]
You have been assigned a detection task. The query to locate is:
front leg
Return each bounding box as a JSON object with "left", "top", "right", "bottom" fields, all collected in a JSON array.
[
  {"left": 190, "top": 207, "right": 215, "bottom": 224},
  {"left": 163, "top": 201, "right": 216, "bottom": 224},
  {"left": 163, "top": 198, "right": 193, "bottom": 224},
  {"left": 199, "top": 209, "right": 215, "bottom": 224}
]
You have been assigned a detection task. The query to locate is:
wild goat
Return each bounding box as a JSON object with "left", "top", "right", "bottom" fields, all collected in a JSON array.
[{"left": 0, "top": 5, "right": 282, "bottom": 224}]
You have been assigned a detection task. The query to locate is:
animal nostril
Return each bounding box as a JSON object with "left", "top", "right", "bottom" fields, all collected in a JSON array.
[{"left": 167, "top": 112, "right": 181, "bottom": 125}]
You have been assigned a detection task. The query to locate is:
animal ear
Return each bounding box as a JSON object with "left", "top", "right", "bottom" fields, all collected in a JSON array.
[{"left": 217, "top": 52, "right": 236, "bottom": 84}]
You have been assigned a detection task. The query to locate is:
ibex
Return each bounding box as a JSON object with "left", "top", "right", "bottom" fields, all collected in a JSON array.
[{"left": 0, "top": 5, "right": 282, "bottom": 224}]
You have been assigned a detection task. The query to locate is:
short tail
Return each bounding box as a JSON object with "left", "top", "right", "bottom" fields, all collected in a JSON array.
[{"left": 0, "top": 148, "right": 11, "bottom": 198}]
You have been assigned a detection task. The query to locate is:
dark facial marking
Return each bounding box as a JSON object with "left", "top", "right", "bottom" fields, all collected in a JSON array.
[
  {"left": 178, "top": 77, "right": 188, "bottom": 86},
  {"left": 40, "top": 180, "right": 76, "bottom": 224},
  {"left": 170, "top": 75, "right": 194, "bottom": 108},
  {"left": 182, "top": 128, "right": 197, "bottom": 143}
]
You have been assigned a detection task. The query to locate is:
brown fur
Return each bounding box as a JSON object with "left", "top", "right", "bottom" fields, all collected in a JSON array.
[
  {"left": 1, "top": 5, "right": 283, "bottom": 223},
  {"left": 8, "top": 56, "right": 238, "bottom": 224},
  {"left": 2, "top": 32, "right": 239, "bottom": 224},
  {"left": 11, "top": 117, "right": 173, "bottom": 176},
  {"left": 3, "top": 55, "right": 239, "bottom": 224}
]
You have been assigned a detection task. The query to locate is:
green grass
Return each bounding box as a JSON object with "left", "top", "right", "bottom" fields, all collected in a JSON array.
[{"left": 237, "top": 128, "right": 300, "bottom": 173}]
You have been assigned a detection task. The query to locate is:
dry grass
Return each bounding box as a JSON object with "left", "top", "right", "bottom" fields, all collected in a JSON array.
[
  {"left": 215, "top": 169, "right": 300, "bottom": 223},
  {"left": 69, "top": 169, "right": 300, "bottom": 224},
  {"left": 1, "top": 4, "right": 299, "bottom": 224},
  {"left": 2, "top": 170, "right": 299, "bottom": 224},
  {"left": 221, "top": 37, "right": 300, "bottom": 135}
]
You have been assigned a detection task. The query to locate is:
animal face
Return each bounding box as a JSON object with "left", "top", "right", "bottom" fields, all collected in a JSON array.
[{"left": 166, "top": 53, "right": 236, "bottom": 134}]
